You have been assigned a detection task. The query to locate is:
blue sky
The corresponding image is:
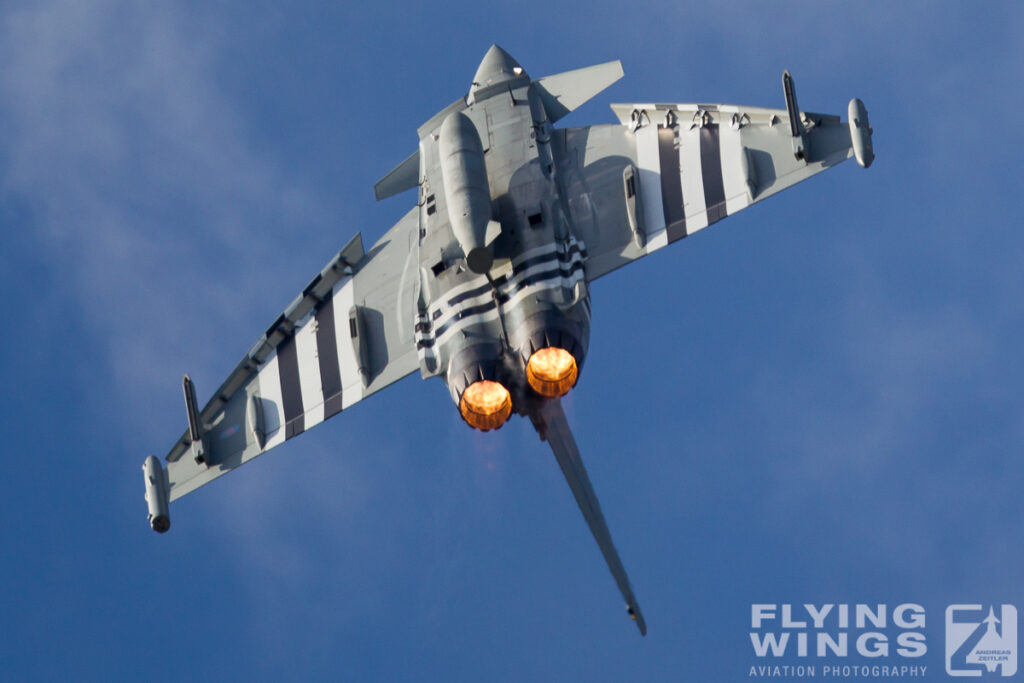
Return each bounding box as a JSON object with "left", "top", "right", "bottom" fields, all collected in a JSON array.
[{"left": 2, "top": 1, "right": 1023, "bottom": 680}]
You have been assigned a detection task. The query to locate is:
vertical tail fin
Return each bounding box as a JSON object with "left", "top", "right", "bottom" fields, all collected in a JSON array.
[{"left": 531, "top": 398, "right": 647, "bottom": 635}]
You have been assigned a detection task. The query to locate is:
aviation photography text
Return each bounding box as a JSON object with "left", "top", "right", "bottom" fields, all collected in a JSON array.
[{"left": 748, "top": 603, "right": 928, "bottom": 679}]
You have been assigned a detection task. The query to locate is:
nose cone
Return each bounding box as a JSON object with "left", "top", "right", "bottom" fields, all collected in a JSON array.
[{"left": 469, "top": 45, "right": 528, "bottom": 102}]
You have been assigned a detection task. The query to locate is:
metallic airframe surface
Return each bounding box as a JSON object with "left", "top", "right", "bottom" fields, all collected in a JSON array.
[{"left": 142, "top": 46, "right": 873, "bottom": 635}]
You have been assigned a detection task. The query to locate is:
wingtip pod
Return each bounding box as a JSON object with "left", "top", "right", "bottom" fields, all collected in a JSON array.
[
  {"left": 848, "top": 98, "right": 874, "bottom": 168},
  {"left": 143, "top": 455, "right": 170, "bottom": 533}
]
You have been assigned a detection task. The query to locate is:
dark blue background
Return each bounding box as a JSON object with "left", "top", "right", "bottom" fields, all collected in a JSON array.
[{"left": 2, "top": 1, "right": 1021, "bottom": 680}]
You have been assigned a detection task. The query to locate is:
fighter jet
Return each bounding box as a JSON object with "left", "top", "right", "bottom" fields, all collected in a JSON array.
[{"left": 142, "top": 45, "right": 873, "bottom": 635}]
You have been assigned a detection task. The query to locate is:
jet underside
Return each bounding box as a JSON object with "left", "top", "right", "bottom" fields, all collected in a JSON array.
[{"left": 142, "top": 45, "right": 873, "bottom": 637}]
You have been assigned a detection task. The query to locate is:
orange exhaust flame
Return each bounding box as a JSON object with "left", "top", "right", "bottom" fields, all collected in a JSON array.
[
  {"left": 459, "top": 380, "right": 512, "bottom": 431},
  {"left": 526, "top": 347, "right": 578, "bottom": 398}
]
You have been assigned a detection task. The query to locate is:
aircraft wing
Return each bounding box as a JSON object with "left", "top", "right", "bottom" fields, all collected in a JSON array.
[
  {"left": 560, "top": 74, "right": 871, "bottom": 281},
  {"left": 160, "top": 207, "right": 421, "bottom": 502}
]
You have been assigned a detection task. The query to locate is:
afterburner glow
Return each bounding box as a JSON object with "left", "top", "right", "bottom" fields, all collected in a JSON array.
[
  {"left": 526, "top": 347, "right": 578, "bottom": 397},
  {"left": 459, "top": 380, "right": 512, "bottom": 431}
]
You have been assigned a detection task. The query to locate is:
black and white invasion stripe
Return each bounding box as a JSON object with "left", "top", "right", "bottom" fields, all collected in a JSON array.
[
  {"left": 251, "top": 279, "right": 366, "bottom": 449},
  {"left": 416, "top": 237, "right": 588, "bottom": 362},
  {"left": 634, "top": 108, "right": 752, "bottom": 254}
]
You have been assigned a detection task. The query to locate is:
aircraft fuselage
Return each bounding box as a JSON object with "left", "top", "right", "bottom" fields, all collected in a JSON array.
[{"left": 414, "top": 49, "right": 593, "bottom": 429}]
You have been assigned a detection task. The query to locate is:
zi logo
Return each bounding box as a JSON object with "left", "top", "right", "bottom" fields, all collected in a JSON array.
[{"left": 946, "top": 604, "right": 1017, "bottom": 677}]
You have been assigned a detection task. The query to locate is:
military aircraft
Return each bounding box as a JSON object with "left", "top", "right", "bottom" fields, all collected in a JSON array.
[{"left": 142, "top": 45, "right": 873, "bottom": 635}]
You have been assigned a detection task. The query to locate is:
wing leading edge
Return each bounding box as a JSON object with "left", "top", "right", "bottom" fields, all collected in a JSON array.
[{"left": 154, "top": 208, "right": 421, "bottom": 507}]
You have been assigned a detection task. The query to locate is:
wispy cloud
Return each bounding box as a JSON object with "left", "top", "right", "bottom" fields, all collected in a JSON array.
[
  {"left": 0, "top": 1, "right": 328, "bottom": 420},
  {"left": 0, "top": 0, "right": 354, "bottom": 632}
]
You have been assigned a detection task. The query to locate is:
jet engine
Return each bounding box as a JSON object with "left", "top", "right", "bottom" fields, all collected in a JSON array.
[
  {"left": 508, "top": 305, "right": 589, "bottom": 400},
  {"left": 526, "top": 346, "right": 578, "bottom": 398},
  {"left": 446, "top": 341, "right": 512, "bottom": 431}
]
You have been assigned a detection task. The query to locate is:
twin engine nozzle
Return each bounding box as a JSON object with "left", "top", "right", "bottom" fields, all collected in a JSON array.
[
  {"left": 448, "top": 301, "right": 590, "bottom": 431},
  {"left": 455, "top": 346, "right": 580, "bottom": 432}
]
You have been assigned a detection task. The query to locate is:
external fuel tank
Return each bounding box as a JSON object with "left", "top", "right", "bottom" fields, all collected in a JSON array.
[{"left": 439, "top": 111, "right": 496, "bottom": 274}]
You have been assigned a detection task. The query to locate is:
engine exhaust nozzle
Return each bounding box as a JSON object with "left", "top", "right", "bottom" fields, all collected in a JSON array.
[
  {"left": 526, "top": 347, "right": 579, "bottom": 398},
  {"left": 459, "top": 380, "right": 513, "bottom": 431}
]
